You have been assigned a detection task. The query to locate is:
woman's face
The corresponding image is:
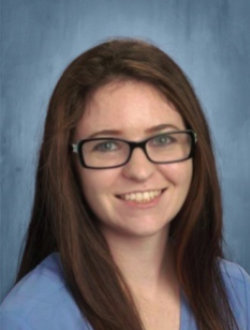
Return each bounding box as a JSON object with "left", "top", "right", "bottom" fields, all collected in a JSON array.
[{"left": 74, "top": 80, "right": 193, "bottom": 240}]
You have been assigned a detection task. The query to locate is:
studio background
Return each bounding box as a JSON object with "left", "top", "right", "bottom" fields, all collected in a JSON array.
[{"left": 1, "top": 0, "right": 249, "bottom": 302}]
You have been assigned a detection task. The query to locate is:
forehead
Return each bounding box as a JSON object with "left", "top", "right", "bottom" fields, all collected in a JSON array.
[{"left": 75, "top": 80, "right": 185, "bottom": 139}]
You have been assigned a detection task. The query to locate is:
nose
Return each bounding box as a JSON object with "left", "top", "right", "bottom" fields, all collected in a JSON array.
[{"left": 121, "top": 147, "right": 155, "bottom": 181}]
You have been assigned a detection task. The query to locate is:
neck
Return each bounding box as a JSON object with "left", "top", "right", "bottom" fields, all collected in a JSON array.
[{"left": 101, "top": 227, "right": 176, "bottom": 299}]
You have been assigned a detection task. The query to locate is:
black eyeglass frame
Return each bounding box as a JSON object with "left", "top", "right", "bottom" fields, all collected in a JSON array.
[{"left": 71, "top": 129, "right": 197, "bottom": 169}]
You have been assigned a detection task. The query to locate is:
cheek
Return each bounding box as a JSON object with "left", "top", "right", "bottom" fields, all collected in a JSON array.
[
  {"left": 78, "top": 169, "right": 121, "bottom": 220},
  {"left": 159, "top": 161, "right": 193, "bottom": 187},
  {"left": 78, "top": 168, "right": 119, "bottom": 198}
]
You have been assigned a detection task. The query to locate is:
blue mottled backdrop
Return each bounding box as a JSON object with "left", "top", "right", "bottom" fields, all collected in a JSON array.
[{"left": 1, "top": 0, "right": 250, "bottom": 301}]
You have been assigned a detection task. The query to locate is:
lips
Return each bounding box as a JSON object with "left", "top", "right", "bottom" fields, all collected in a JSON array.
[{"left": 117, "top": 189, "right": 165, "bottom": 203}]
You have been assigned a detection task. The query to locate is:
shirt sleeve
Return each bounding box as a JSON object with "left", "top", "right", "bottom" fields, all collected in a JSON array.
[
  {"left": 0, "top": 311, "right": 33, "bottom": 330},
  {"left": 220, "top": 260, "right": 250, "bottom": 330},
  {"left": 238, "top": 265, "right": 250, "bottom": 329}
]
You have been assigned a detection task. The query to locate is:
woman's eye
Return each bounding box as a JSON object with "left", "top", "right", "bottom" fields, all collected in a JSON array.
[
  {"left": 151, "top": 134, "right": 174, "bottom": 146},
  {"left": 93, "top": 141, "right": 118, "bottom": 152}
]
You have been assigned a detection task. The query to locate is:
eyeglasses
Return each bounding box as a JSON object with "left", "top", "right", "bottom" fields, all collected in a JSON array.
[{"left": 71, "top": 130, "right": 197, "bottom": 169}]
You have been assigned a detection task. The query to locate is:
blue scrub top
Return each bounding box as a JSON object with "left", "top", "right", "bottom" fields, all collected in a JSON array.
[{"left": 1, "top": 253, "right": 249, "bottom": 329}]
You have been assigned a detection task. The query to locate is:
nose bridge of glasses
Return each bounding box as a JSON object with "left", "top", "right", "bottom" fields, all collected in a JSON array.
[{"left": 127, "top": 140, "right": 151, "bottom": 163}]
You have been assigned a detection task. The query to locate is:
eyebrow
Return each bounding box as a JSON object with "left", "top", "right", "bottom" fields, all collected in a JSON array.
[{"left": 87, "top": 124, "right": 181, "bottom": 138}]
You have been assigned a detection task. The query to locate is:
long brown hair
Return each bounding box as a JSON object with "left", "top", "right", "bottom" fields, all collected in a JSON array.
[{"left": 17, "top": 38, "right": 238, "bottom": 330}]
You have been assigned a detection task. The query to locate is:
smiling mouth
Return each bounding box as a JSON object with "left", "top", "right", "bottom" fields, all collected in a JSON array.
[{"left": 117, "top": 189, "right": 166, "bottom": 203}]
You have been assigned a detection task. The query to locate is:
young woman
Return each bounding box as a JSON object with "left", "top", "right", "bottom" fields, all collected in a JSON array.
[{"left": 1, "top": 39, "right": 249, "bottom": 330}]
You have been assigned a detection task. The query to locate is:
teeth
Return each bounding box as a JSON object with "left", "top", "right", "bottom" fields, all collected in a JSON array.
[{"left": 120, "top": 190, "right": 162, "bottom": 203}]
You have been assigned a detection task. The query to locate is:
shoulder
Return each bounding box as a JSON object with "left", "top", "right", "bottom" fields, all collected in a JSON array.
[
  {"left": 219, "top": 258, "right": 250, "bottom": 293},
  {"left": 0, "top": 253, "right": 92, "bottom": 330},
  {"left": 219, "top": 258, "right": 250, "bottom": 328}
]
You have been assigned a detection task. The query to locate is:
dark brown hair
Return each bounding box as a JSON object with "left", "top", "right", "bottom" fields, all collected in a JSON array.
[{"left": 17, "top": 38, "right": 238, "bottom": 330}]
